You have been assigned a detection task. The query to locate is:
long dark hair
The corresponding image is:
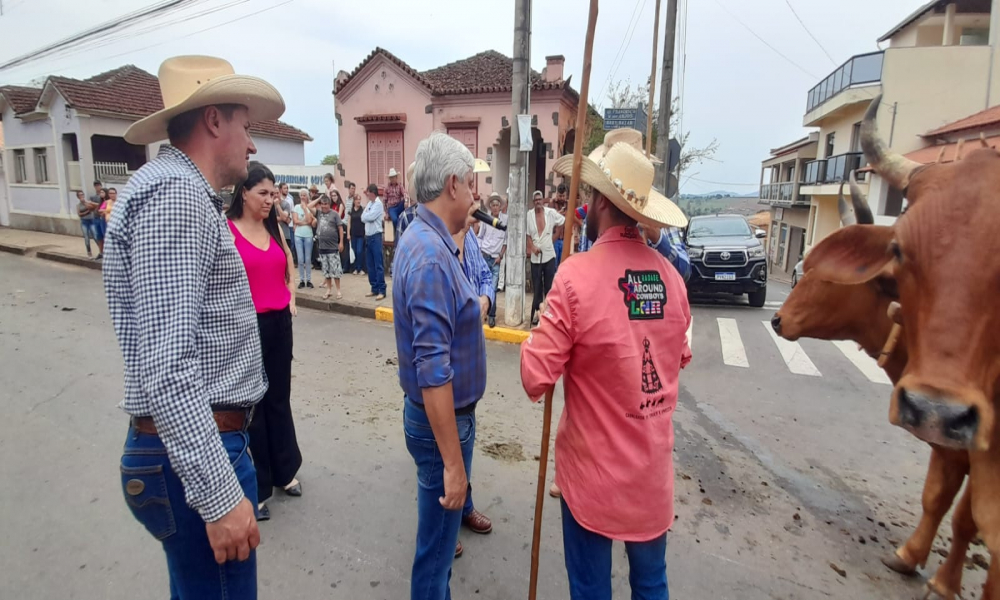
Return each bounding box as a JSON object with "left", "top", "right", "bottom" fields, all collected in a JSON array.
[{"left": 227, "top": 162, "right": 289, "bottom": 280}]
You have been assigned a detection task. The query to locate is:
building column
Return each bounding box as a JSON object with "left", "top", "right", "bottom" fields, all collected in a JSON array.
[
  {"left": 943, "top": 3, "right": 957, "bottom": 45},
  {"left": 792, "top": 158, "right": 802, "bottom": 203}
]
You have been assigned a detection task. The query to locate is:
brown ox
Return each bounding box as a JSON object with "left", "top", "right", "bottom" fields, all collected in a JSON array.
[
  {"left": 772, "top": 177, "right": 974, "bottom": 599},
  {"left": 805, "top": 94, "right": 1000, "bottom": 598}
]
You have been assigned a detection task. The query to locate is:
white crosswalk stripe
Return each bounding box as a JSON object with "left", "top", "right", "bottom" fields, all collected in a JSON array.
[
  {"left": 717, "top": 318, "right": 749, "bottom": 368},
  {"left": 762, "top": 321, "right": 822, "bottom": 377},
  {"left": 832, "top": 341, "right": 893, "bottom": 385}
]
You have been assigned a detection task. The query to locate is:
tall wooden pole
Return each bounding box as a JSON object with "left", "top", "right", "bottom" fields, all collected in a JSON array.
[
  {"left": 527, "top": 1, "right": 598, "bottom": 598},
  {"left": 654, "top": 0, "right": 679, "bottom": 190},
  {"left": 645, "top": 0, "right": 662, "bottom": 157}
]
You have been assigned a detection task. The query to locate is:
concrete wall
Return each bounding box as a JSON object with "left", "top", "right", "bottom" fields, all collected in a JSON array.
[
  {"left": 252, "top": 136, "right": 305, "bottom": 166},
  {"left": 881, "top": 45, "right": 994, "bottom": 153},
  {"left": 815, "top": 103, "right": 868, "bottom": 158},
  {"left": 334, "top": 55, "right": 434, "bottom": 188},
  {"left": 805, "top": 195, "right": 841, "bottom": 253},
  {"left": 3, "top": 113, "right": 52, "bottom": 147}
]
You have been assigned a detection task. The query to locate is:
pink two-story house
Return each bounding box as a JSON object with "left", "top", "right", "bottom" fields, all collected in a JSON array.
[{"left": 334, "top": 48, "right": 582, "bottom": 198}]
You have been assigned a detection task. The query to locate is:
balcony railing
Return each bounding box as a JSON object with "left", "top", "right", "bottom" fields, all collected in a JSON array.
[
  {"left": 802, "top": 152, "right": 867, "bottom": 186},
  {"left": 94, "top": 161, "right": 131, "bottom": 184},
  {"left": 806, "top": 51, "right": 884, "bottom": 113},
  {"left": 760, "top": 181, "right": 799, "bottom": 203}
]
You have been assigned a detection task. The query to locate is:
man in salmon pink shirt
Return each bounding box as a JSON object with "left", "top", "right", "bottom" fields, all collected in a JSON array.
[{"left": 520, "top": 142, "right": 691, "bottom": 600}]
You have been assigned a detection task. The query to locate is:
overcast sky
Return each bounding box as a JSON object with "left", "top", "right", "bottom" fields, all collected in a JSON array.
[{"left": 0, "top": 0, "right": 920, "bottom": 194}]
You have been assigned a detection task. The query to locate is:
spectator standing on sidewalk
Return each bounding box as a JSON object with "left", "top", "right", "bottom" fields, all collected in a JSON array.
[
  {"left": 225, "top": 161, "right": 303, "bottom": 522},
  {"left": 330, "top": 189, "right": 351, "bottom": 272},
  {"left": 349, "top": 194, "right": 367, "bottom": 275},
  {"left": 76, "top": 190, "right": 101, "bottom": 258},
  {"left": 526, "top": 189, "right": 565, "bottom": 326},
  {"left": 552, "top": 183, "right": 568, "bottom": 270},
  {"left": 103, "top": 55, "right": 284, "bottom": 597},
  {"left": 316, "top": 195, "right": 345, "bottom": 300},
  {"left": 384, "top": 168, "right": 406, "bottom": 236},
  {"left": 361, "top": 183, "right": 386, "bottom": 300},
  {"left": 293, "top": 188, "right": 316, "bottom": 288},
  {"left": 477, "top": 193, "right": 507, "bottom": 328},
  {"left": 275, "top": 182, "right": 296, "bottom": 267}
]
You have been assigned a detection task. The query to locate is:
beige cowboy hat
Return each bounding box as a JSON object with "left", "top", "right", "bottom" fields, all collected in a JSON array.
[
  {"left": 473, "top": 158, "right": 491, "bottom": 174},
  {"left": 388, "top": 168, "right": 400, "bottom": 177},
  {"left": 124, "top": 55, "right": 285, "bottom": 145},
  {"left": 588, "top": 128, "right": 662, "bottom": 164},
  {"left": 553, "top": 142, "right": 687, "bottom": 229}
]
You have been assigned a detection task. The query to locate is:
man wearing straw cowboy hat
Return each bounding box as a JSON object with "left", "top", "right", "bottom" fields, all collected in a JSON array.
[
  {"left": 103, "top": 55, "right": 285, "bottom": 597},
  {"left": 521, "top": 141, "right": 692, "bottom": 599},
  {"left": 385, "top": 166, "right": 408, "bottom": 235}
]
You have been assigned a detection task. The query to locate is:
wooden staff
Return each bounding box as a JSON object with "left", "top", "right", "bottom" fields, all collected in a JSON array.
[
  {"left": 645, "top": 0, "right": 662, "bottom": 157},
  {"left": 528, "top": 1, "right": 599, "bottom": 598}
]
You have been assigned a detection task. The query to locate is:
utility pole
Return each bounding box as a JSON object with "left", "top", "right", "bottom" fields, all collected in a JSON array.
[
  {"left": 506, "top": 0, "right": 531, "bottom": 327},
  {"left": 654, "top": 0, "right": 679, "bottom": 192},
  {"left": 645, "top": 0, "right": 662, "bottom": 157}
]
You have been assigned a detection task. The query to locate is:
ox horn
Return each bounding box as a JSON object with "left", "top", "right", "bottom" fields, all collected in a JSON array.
[
  {"left": 837, "top": 180, "right": 856, "bottom": 226},
  {"left": 849, "top": 171, "right": 874, "bottom": 225},
  {"left": 861, "top": 95, "right": 922, "bottom": 191}
]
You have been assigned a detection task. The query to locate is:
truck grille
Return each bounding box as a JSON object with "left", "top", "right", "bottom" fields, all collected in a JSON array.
[{"left": 704, "top": 250, "right": 748, "bottom": 267}]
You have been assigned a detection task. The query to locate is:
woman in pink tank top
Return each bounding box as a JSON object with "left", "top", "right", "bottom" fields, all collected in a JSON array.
[{"left": 226, "top": 161, "right": 303, "bottom": 521}]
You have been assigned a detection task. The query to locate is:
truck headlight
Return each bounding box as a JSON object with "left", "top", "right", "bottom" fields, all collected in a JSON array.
[
  {"left": 748, "top": 246, "right": 765, "bottom": 259},
  {"left": 688, "top": 247, "right": 703, "bottom": 259}
]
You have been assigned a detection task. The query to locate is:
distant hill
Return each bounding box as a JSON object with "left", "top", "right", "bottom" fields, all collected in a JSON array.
[{"left": 681, "top": 189, "right": 759, "bottom": 200}]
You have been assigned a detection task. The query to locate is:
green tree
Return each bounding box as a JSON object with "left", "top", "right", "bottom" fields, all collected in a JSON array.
[{"left": 321, "top": 154, "right": 339, "bottom": 165}]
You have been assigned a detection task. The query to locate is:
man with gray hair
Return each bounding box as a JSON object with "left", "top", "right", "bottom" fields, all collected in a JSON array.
[{"left": 392, "top": 132, "right": 486, "bottom": 599}]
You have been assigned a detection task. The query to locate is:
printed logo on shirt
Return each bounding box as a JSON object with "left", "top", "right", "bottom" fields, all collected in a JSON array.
[
  {"left": 625, "top": 338, "right": 672, "bottom": 421},
  {"left": 618, "top": 270, "right": 666, "bottom": 320},
  {"left": 619, "top": 227, "right": 640, "bottom": 240}
]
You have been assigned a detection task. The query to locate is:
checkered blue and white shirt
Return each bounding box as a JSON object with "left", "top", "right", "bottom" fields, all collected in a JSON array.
[{"left": 103, "top": 145, "right": 266, "bottom": 522}]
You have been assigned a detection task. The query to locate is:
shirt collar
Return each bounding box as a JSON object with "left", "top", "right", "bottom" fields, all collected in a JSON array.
[
  {"left": 593, "top": 225, "right": 645, "bottom": 247},
  {"left": 417, "top": 204, "right": 460, "bottom": 257},
  {"left": 159, "top": 144, "right": 223, "bottom": 210}
]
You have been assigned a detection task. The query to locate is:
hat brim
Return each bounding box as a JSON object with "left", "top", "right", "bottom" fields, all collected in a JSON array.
[
  {"left": 553, "top": 154, "right": 687, "bottom": 229},
  {"left": 588, "top": 143, "right": 663, "bottom": 165},
  {"left": 124, "top": 74, "right": 285, "bottom": 145}
]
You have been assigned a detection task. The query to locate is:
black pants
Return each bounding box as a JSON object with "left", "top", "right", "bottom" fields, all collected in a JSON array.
[
  {"left": 249, "top": 306, "right": 302, "bottom": 502},
  {"left": 530, "top": 258, "right": 556, "bottom": 318}
]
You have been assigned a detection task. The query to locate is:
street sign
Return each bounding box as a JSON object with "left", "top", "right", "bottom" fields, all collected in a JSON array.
[
  {"left": 666, "top": 138, "right": 681, "bottom": 172},
  {"left": 603, "top": 107, "right": 648, "bottom": 133}
]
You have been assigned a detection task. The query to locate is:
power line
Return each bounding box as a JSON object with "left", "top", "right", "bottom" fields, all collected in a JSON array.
[
  {"left": 595, "top": 0, "right": 645, "bottom": 109},
  {"left": 782, "top": 0, "right": 837, "bottom": 67},
  {"left": 710, "top": 0, "right": 817, "bottom": 80},
  {"left": 0, "top": 0, "right": 199, "bottom": 72},
  {"left": 604, "top": 0, "right": 648, "bottom": 101}
]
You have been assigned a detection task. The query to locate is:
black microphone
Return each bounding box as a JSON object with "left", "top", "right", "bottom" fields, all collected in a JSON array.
[{"left": 474, "top": 209, "right": 506, "bottom": 231}]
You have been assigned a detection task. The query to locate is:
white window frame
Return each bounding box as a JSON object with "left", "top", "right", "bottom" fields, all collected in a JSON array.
[
  {"left": 13, "top": 149, "right": 27, "bottom": 183},
  {"left": 33, "top": 148, "right": 49, "bottom": 183}
]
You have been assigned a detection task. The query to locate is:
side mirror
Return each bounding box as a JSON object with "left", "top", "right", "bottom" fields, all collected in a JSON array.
[{"left": 755, "top": 229, "right": 766, "bottom": 239}]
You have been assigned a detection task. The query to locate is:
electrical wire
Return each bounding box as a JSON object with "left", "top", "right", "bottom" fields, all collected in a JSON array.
[
  {"left": 604, "top": 0, "right": 648, "bottom": 103},
  {"left": 710, "top": 0, "right": 817, "bottom": 80},
  {"left": 783, "top": 0, "right": 838, "bottom": 67},
  {"left": 595, "top": 0, "right": 645, "bottom": 110}
]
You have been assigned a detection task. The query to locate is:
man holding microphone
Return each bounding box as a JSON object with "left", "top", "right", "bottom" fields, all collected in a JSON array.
[{"left": 392, "top": 132, "right": 486, "bottom": 599}]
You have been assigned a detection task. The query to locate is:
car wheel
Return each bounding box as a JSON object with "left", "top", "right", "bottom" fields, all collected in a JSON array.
[
  {"left": 748, "top": 288, "right": 767, "bottom": 308},
  {"left": 791, "top": 272, "right": 798, "bottom": 288}
]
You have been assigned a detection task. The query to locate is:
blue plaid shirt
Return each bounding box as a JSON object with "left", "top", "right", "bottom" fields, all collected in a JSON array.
[
  {"left": 392, "top": 205, "right": 487, "bottom": 408},
  {"left": 649, "top": 226, "right": 691, "bottom": 281},
  {"left": 461, "top": 228, "right": 496, "bottom": 309}
]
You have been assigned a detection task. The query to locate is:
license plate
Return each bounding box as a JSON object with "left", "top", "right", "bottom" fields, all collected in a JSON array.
[{"left": 715, "top": 272, "right": 736, "bottom": 281}]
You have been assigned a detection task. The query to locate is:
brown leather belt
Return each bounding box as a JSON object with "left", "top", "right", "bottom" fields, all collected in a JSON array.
[{"left": 131, "top": 409, "right": 250, "bottom": 436}]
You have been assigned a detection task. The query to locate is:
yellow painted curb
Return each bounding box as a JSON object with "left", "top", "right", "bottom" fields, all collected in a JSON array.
[{"left": 371, "top": 306, "right": 529, "bottom": 344}]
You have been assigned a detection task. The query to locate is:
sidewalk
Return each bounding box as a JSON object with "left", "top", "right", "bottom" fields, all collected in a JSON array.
[{"left": 0, "top": 226, "right": 533, "bottom": 342}]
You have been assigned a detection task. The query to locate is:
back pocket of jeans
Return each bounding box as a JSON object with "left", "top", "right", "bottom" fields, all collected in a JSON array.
[{"left": 120, "top": 465, "right": 176, "bottom": 540}]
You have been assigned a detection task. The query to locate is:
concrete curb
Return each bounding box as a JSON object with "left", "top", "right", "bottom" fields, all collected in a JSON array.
[
  {"left": 295, "top": 295, "right": 378, "bottom": 320},
  {"left": 374, "top": 306, "right": 530, "bottom": 344},
  {"left": 36, "top": 250, "right": 103, "bottom": 271},
  {"left": 0, "top": 243, "right": 28, "bottom": 255}
]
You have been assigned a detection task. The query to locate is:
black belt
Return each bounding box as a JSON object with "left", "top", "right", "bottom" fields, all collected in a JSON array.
[{"left": 411, "top": 401, "right": 477, "bottom": 416}]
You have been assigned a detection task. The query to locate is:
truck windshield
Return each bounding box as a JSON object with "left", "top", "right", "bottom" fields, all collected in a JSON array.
[{"left": 688, "top": 217, "right": 752, "bottom": 238}]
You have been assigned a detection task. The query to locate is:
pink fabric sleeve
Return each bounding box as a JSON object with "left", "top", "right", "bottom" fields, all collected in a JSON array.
[{"left": 520, "top": 275, "right": 575, "bottom": 402}]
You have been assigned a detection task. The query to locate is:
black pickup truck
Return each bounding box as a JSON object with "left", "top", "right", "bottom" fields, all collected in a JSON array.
[{"left": 684, "top": 214, "right": 768, "bottom": 307}]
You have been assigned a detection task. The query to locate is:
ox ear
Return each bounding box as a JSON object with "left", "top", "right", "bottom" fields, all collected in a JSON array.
[{"left": 803, "top": 225, "right": 895, "bottom": 285}]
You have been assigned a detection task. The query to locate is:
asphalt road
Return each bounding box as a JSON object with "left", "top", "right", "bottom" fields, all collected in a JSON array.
[{"left": 0, "top": 253, "right": 984, "bottom": 600}]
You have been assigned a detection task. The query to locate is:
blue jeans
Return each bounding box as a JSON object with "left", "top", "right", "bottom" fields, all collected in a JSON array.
[
  {"left": 351, "top": 236, "right": 366, "bottom": 273},
  {"left": 294, "top": 236, "right": 313, "bottom": 284},
  {"left": 121, "top": 427, "right": 258, "bottom": 600},
  {"left": 80, "top": 219, "right": 100, "bottom": 253},
  {"left": 388, "top": 204, "right": 404, "bottom": 232},
  {"left": 553, "top": 239, "right": 564, "bottom": 270},
  {"left": 365, "top": 233, "right": 386, "bottom": 294},
  {"left": 484, "top": 255, "right": 501, "bottom": 319},
  {"left": 561, "top": 499, "right": 668, "bottom": 600},
  {"left": 403, "top": 396, "right": 476, "bottom": 600}
]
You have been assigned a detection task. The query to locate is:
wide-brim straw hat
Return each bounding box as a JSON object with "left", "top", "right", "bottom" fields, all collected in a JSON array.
[
  {"left": 473, "top": 158, "right": 491, "bottom": 174},
  {"left": 553, "top": 142, "right": 687, "bottom": 229},
  {"left": 388, "top": 168, "right": 400, "bottom": 177},
  {"left": 125, "top": 55, "right": 285, "bottom": 145},
  {"left": 588, "top": 128, "right": 663, "bottom": 164}
]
